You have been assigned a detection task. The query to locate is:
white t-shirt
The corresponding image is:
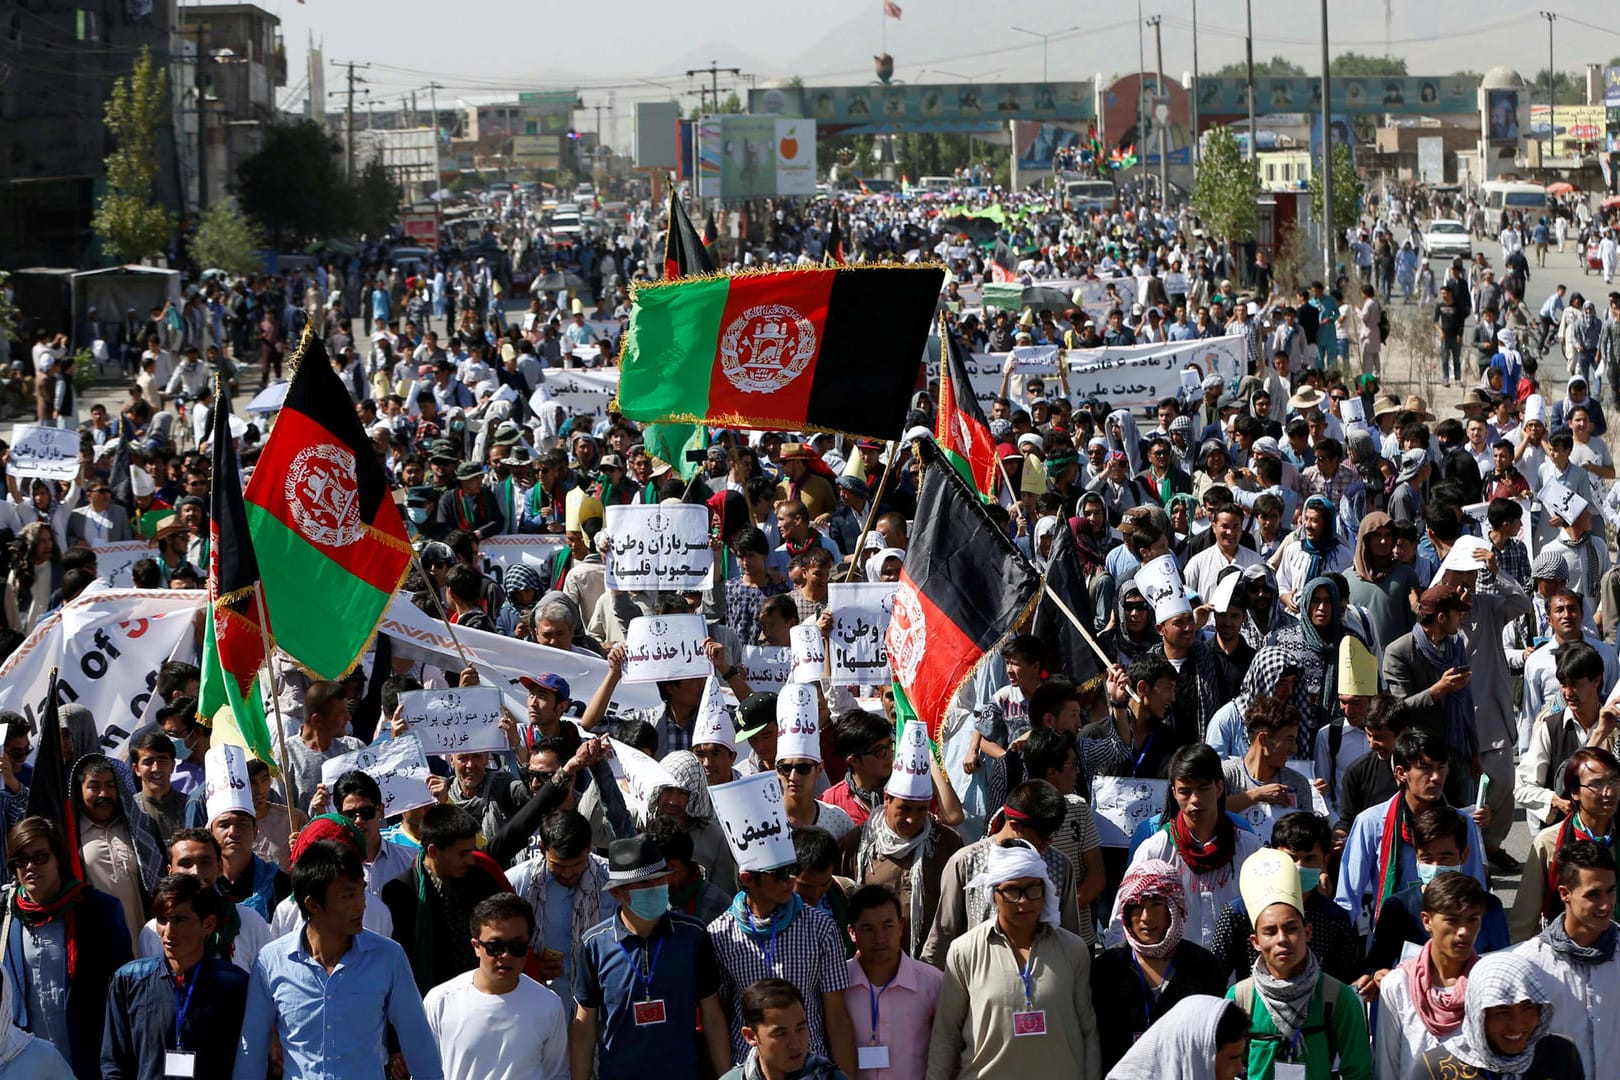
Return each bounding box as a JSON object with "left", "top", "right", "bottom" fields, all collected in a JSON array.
[
  {"left": 137, "top": 901, "right": 273, "bottom": 973},
  {"left": 423, "top": 970, "right": 569, "bottom": 1080}
]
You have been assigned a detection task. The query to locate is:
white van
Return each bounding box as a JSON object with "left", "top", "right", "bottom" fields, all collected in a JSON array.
[{"left": 1479, "top": 181, "right": 1547, "bottom": 214}]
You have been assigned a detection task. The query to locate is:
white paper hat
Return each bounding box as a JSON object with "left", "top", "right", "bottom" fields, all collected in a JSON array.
[
  {"left": 1524, "top": 394, "right": 1547, "bottom": 425},
  {"left": 1208, "top": 566, "right": 1245, "bottom": 614},
  {"left": 1540, "top": 477, "right": 1589, "bottom": 525},
  {"left": 1438, "top": 535, "right": 1493, "bottom": 575},
  {"left": 691, "top": 674, "right": 736, "bottom": 752},
  {"left": 775, "top": 683, "right": 821, "bottom": 762},
  {"left": 710, "top": 771, "right": 796, "bottom": 872},
  {"left": 1136, "top": 553, "right": 1192, "bottom": 622},
  {"left": 204, "top": 744, "right": 254, "bottom": 825},
  {"left": 886, "top": 718, "right": 933, "bottom": 801},
  {"left": 788, "top": 623, "right": 826, "bottom": 684},
  {"left": 130, "top": 464, "right": 155, "bottom": 497}
]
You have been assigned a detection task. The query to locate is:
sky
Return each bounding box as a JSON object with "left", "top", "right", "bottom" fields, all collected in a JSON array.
[{"left": 242, "top": 0, "right": 1620, "bottom": 148}]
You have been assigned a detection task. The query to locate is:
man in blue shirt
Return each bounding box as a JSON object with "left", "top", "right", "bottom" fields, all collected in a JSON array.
[
  {"left": 234, "top": 840, "right": 442, "bottom": 1080},
  {"left": 103, "top": 874, "right": 248, "bottom": 1080},
  {"left": 573, "top": 835, "right": 732, "bottom": 1080}
]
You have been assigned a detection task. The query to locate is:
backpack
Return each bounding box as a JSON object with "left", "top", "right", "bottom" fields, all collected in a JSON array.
[
  {"left": 1376, "top": 306, "right": 1391, "bottom": 344},
  {"left": 1232, "top": 975, "right": 1340, "bottom": 1067}
]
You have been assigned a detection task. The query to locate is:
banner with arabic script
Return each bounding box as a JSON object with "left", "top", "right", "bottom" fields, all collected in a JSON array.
[{"left": 1065, "top": 332, "right": 1248, "bottom": 407}]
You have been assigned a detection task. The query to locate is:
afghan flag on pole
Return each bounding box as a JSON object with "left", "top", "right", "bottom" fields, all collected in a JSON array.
[
  {"left": 886, "top": 437, "right": 1039, "bottom": 741},
  {"left": 990, "top": 240, "right": 1018, "bottom": 283},
  {"left": 663, "top": 185, "right": 715, "bottom": 280},
  {"left": 26, "top": 669, "right": 82, "bottom": 878},
  {"left": 244, "top": 329, "right": 412, "bottom": 680},
  {"left": 937, "top": 326, "right": 998, "bottom": 498},
  {"left": 825, "top": 214, "right": 845, "bottom": 265},
  {"left": 198, "top": 380, "right": 275, "bottom": 765},
  {"left": 615, "top": 265, "right": 944, "bottom": 441}
]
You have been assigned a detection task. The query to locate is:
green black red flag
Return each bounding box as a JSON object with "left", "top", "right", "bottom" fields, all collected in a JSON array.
[
  {"left": 26, "top": 668, "right": 82, "bottom": 878},
  {"left": 663, "top": 186, "right": 715, "bottom": 279},
  {"left": 990, "top": 240, "right": 1018, "bottom": 283},
  {"left": 936, "top": 325, "right": 998, "bottom": 498},
  {"left": 886, "top": 438, "right": 1039, "bottom": 741},
  {"left": 244, "top": 329, "right": 412, "bottom": 680},
  {"left": 1032, "top": 520, "right": 1104, "bottom": 692},
  {"left": 825, "top": 214, "right": 845, "bottom": 265}
]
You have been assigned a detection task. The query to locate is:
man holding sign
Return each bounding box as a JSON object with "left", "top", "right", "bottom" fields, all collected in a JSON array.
[{"left": 583, "top": 639, "right": 753, "bottom": 758}]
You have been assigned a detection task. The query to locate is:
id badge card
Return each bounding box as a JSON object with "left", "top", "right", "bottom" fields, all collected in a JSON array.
[
  {"left": 1012, "top": 1009, "right": 1047, "bottom": 1036},
  {"left": 633, "top": 999, "right": 667, "bottom": 1026},
  {"left": 858, "top": 1046, "right": 891, "bottom": 1069},
  {"left": 1274, "top": 1062, "right": 1307, "bottom": 1080},
  {"left": 164, "top": 1051, "right": 197, "bottom": 1079}
]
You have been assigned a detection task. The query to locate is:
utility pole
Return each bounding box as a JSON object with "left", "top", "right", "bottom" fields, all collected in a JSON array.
[
  {"left": 1191, "top": 0, "right": 1201, "bottom": 165},
  {"left": 410, "top": 90, "right": 418, "bottom": 128},
  {"left": 1149, "top": 16, "right": 1167, "bottom": 205},
  {"left": 1319, "top": 0, "right": 1334, "bottom": 279},
  {"left": 1540, "top": 12, "right": 1555, "bottom": 165},
  {"left": 1245, "top": 0, "right": 1258, "bottom": 194},
  {"left": 332, "top": 60, "right": 369, "bottom": 179},
  {"left": 686, "top": 60, "right": 740, "bottom": 114}
]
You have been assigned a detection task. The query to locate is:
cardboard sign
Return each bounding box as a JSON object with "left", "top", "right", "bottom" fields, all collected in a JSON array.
[
  {"left": 1010, "top": 344, "right": 1061, "bottom": 374},
  {"left": 604, "top": 504, "right": 713, "bottom": 591},
  {"left": 533, "top": 369, "right": 621, "bottom": 421},
  {"left": 320, "top": 734, "right": 435, "bottom": 816},
  {"left": 398, "top": 687, "right": 506, "bottom": 755},
  {"left": 828, "top": 583, "right": 896, "bottom": 686},
  {"left": 1090, "top": 776, "right": 1169, "bottom": 847},
  {"left": 623, "top": 614, "right": 710, "bottom": 683},
  {"left": 736, "top": 645, "right": 790, "bottom": 694},
  {"left": 9, "top": 424, "right": 81, "bottom": 482},
  {"left": 91, "top": 540, "right": 160, "bottom": 589}
]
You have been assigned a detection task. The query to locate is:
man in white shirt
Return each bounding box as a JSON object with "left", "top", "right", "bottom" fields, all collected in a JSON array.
[
  {"left": 425, "top": 893, "right": 568, "bottom": 1080},
  {"left": 31, "top": 329, "right": 65, "bottom": 424},
  {"left": 1183, "top": 503, "right": 1261, "bottom": 601}
]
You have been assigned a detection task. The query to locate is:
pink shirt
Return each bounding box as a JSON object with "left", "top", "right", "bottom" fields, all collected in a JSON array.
[{"left": 844, "top": 952, "right": 943, "bottom": 1080}]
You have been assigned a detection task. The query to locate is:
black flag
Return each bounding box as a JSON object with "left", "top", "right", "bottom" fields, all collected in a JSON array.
[
  {"left": 663, "top": 184, "right": 715, "bottom": 280},
  {"left": 1032, "top": 523, "right": 1104, "bottom": 692}
]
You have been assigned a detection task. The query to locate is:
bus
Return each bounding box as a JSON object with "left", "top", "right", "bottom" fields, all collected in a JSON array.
[
  {"left": 1062, "top": 177, "right": 1117, "bottom": 214},
  {"left": 1479, "top": 181, "right": 1547, "bottom": 214}
]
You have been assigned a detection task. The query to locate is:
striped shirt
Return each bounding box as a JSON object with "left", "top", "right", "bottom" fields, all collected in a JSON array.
[{"left": 707, "top": 904, "right": 850, "bottom": 1063}]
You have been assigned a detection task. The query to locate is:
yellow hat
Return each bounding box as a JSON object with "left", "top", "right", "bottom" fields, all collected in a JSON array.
[
  {"left": 565, "top": 488, "right": 604, "bottom": 534},
  {"left": 842, "top": 450, "right": 867, "bottom": 480},
  {"left": 1239, "top": 848, "right": 1304, "bottom": 920},
  {"left": 570, "top": 297, "right": 585, "bottom": 315},
  {"left": 1020, "top": 453, "right": 1048, "bottom": 496},
  {"left": 1018, "top": 307, "right": 1035, "bottom": 327},
  {"left": 1338, "top": 635, "right": 1378, "bottom": 697}
]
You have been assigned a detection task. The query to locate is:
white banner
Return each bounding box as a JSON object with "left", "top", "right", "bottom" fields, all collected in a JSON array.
[
  {"left": 379, "top": 595, "right": 661, "bottom": 719},
  {"left": 91, "top": 541, "right": 157, "bottom": 589},
  {"left": 604, "top": 504, "right": 713, "bottom": 591},
  {"left": 399, "top": 687, "right": 506, "bottom": 755},
  {"left": 1090, "top": 776, "right": 1169, "bottom": 847},
  {"left": 534, "top": 369, "right": 621, "bottom": 422},
  {"left": 321, "top": 734, "right": 435, "bottom": 816},
  {"left": 1009, "top": 344, "right": 1061, "bottom": 374},
  {"left": 828, "top": 582, "right": 895, "bottom": 686},
  {"left": 0, "top": 590, "right": 203, "bottom": 757},
  {"left": 479, "top": 535, "right": 568, "bottom": 585},
  {"left": 9, "top": 424, "right": 81, "bottom": 482},
  {"left": 1065, "top": 333, "right": 1248, "bottom": 407},
  {"left": 624, "top": 614, "right": 710, "bottom": 683}
]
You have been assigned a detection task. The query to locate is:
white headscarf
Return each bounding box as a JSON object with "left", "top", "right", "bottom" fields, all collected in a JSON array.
[
  {"left": 1106, "top": 995, "right": 1235, "bottom": 1080},
  {"left": 966, "top": 838, "right": 1060, "bottom": 926},
  {"left": 864, "top": 547, "right": 905, "bottom": 584},
  {"left": 1032, "top": 515, "right": 1062, "bottom": 571}
]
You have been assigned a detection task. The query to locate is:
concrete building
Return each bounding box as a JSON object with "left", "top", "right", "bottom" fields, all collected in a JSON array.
[{"left": 177, "top": 3, "right": 286, "bottom": 210}]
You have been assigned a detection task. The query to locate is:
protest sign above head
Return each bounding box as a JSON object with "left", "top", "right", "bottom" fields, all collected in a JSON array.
[
  {"left": 204, "top": 744, "right": 254, "bottom": 825},
  {"left": 623, "top": 614, "right": 710, "bottom": 683},
  {"left": 710, "top": 771, "right": 795, "bottom": 872},
  {"left": 606, "top": 737, "right": 679, "bottom": 810},
  {"left": 604, "top": 504, "right": 712, "bottom": 591},
  {"left": 320, "top": 734, "right": 435, "bottom": 816},
  {"left": 1539, "top": 477, "right": 1588, "bottom": 526},
  {"left": 775, "top": 682, "right": 820, "bottom": 762},
  {"left": 828, "top": 582, "right": 896, "bottom": 686},
  {"left": 8, "top": 425, "right": 82, "bottom": 482},
  {"left": 398, "top": 687, "right": 506, "bottom": 755}
]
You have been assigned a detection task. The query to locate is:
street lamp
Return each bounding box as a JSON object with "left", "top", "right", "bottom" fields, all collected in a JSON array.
[{"left": 1010, "top": 25, "right": 1078, "bottom": 82}]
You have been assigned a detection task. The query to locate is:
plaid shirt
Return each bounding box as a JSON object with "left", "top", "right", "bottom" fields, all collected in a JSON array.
[
  {"left": 1493, "top": 536, "right": 1532, "bottom": 590},
  {"left": 1302, "top": 461, "right": 1359, "bottom": 505},
  {"left": 792, "top": 588, "right": 827, "bottom": 625},
  {"left": 707, "top": 905, "right": 850, "bottom": 1063},
  {"left": 610, "top": 705, "right": 692, "bottom": 756}
]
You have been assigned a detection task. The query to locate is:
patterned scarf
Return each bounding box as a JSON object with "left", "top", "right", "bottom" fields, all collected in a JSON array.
[
  {"left": 12, "top": 879, "right": 90, "bottom": 979},
  {"left": 853, "top": 812, "right": 934, "bottom": 955},
  {"left": 1116, "top": 858, "right": 1186, "bottom": 960},
  {"left": 525, "top": 855, "right": 606, "bottom": 991},
  {"left": 1411, "top": 623, "right": 1476, "bottom": 760},
  {"left": 728, "top": 891, "right": 803, "bottom": 941},
  {"left": 1540, "top": 911, "right": 1619, "bottom": 965},
  {"left": 1375, "top": 793, "right": 1418, "bottom": 919},
  {"left": 1449, "top": 953, "right": 1554, "bottom": 1075},
  {"left": 1250, "top": 948, "right": 1320, "bottom": 1043},
  {"left": 1163, "top": 810, "right": 1235, "bottom": 876},
  {"left": 1400, "top": 939, "right": 1474, "bottom": 1037},
  {"left": 1545, "top": 811, "right": 1615, "bottom": 921}
]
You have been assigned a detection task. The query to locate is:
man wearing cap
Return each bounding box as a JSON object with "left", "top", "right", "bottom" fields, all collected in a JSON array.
[
  {"left": 573, "top": 835, "right": 731, "bottom": 1080},
  {"left": 1227, "top": 850, "right": 1373, "bottom": 1080},
  {"left": 776, "top": 445, "right": 839, "bottom": 521},
  {"left": 1540, "top": 479, "right": 1609, "bottom": 617},
  {"left": 434, "top": 460, "right": 505, "bottom": 539},
  {"left": 775, "top": 695, "right": 855, "bottom": 841}
]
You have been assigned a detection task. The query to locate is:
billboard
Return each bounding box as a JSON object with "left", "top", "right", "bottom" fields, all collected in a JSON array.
[
  {"left": 1487, "top": 89, "right": 1520, "bottom": 145},
  {"left": 1606, "top": 67, "right": 1620, "bottom": 108},
  {"left": 1529, "top": 105, "right": 1607, "bottom": 155},
  {"left": 636, "top": 101, "right": 681, "bottom": 170},
  {"left": 512, "top": 134, "right": 561, "bottom": 168},
  {"left": 751, "top": 82, "right": 1094, "bottom": 133},
  {"left": 1196, "top": 76, "right": 1477, "bottom": 116},
  {"left": 698, "top": 116, "right": 817, "bottom": 198},
  {"left": 518, "top": 90, "right": 576, "bottom": 137},
  {"left": 1417, "top": 136, "right": 1445, "bottom": 184}
]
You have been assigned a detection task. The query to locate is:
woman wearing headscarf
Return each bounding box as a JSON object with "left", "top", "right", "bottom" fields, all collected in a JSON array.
[
  {"left": 497, "top": 562, "right": 544, "bottom": 637},
  {"left": 1100, "top": 581, "right": 1160, "bottom": 667},
  {"left": 3, "top": 522, "right": 62, "bottom": 634},
  {"left": 1091, "top": 860, "right": 1228, "bottom": 1072},
  {"left": 864, "top": 546, "right": 905, "bottom": 583},
  {"left": 1087, "top": 451, "right": 1148, "bottom": 526},
  {"left": 1202, "top": 646, "right": 1303, "bottom": 757},
  {"left": 1345, "top": 510, "right": 1419, "bottom": 653},
  {"left": 1272, "top": 576, "right": 1359, "bottom": 756},
  {"left": 1388, "top": 448, "right": 1429, "bottom": 526},
  {"left": 1192, "top": 439, "right": 1233, "bottom": 502},
  {"left": 1345, "top": 428, "right": 1386, "bottom": 513},
  {"left": 1168, "top": 415, "right": 1197, "bottom": 474},
  {"left": 1031, "top": 515, "right": 1064, "bottom": 571},
  {"left": 1105, "top": 995, "right": 1252, "bottom": 1080},
  {"left": 1404, "top": 951, "right": 1583, "bottom": 1080},
  {"left": 0, "top": 968, "right": 73, "bottom": 1079},
  {"left": 1106, "top": 408, "right": 1147, "bottom": 475}
]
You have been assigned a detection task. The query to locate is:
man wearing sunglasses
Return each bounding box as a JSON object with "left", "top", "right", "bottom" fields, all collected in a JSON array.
[
  {"left": 775, "top": 707, "right": 855, "bottom": 842},
  {"left": 328, "top": 771, "right": 417, "bottom": 899},
  {"left": 424, "top": 893, "right": 568, "bottom": 1080}
]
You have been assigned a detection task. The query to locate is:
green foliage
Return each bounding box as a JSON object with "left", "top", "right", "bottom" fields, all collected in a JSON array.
[
  {"left": 92, "top": 47, "right": 176, "bottom": 264},
  {"left": 1211, "top": 56, "right": 1305, "bottom": 78},
  {"left": 1530, "top": 70, "right": 1588, "bottom": 106},
  {"left": 1330, "top": 53, "right": 1407, "bottom": 77},
  {"left": 352, "top": 160, "right": 402, "bottom": 238},
  {"left": 237, "top": 120, "right": 353, "bottom": 246},
  {"left": 0, "top": 272, "right": 17, "bottom": 347},
  {"left": 1310, "top": 143, "right": 1363, "bottom": 235},
  {"left": 189, "top": 199, "right": 264, "bottom": 276},
  {"left": 1190, "top": 126, "right": 1258, "bottom": 245}
]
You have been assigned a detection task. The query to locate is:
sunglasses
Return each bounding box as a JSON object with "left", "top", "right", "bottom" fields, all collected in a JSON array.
[
  {"left": 776, "top": 761, "right": 817, "bottom": 777},
  {"left": 474, "top": 937, "right": 532, "bottom": 958},
  {"left": 528, "top": 769, "right": 557, "bottom": 786},
  {"left": 340, "top": 805, "right": 379, "bottom": 822},
  {"left": 1123, "top": 602, "right": 1151, "bottom": 613},
  {"left": 762, "top": 863, "right": 800, "bottom": 882},
  {"left": 8, "top": 850, "right": 52, "bottom": 871}
]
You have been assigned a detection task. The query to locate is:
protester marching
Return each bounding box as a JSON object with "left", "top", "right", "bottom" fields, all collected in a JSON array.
[{"left": 8, "top": 63, "right": 1620, "bottom": 1080}]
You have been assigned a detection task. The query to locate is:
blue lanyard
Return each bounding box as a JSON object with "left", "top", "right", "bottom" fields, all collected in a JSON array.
[
  {"left": 1016, "top": 952, "right": 1036, "bottom": 1009},
  {"left": 748, "top": 909, "right": 781, "bottom": 971},
  {"left": 1284, "top": 1030, "right": 1305, "bottom": 1063},
  {"left": 1131, "top": 732, "right": 1156, "bottom": 777},
  {"left": 867, "top": 979, "right": 893, "bottom": 1041},
  {"left": 173, "top": 965, "right": 200, "bottom": 1051},
  {"left": 619, "top": 933, "right": 664, "bottom": 1002},
  {"left": 1130, "top": 954, "right": 1174, "bottom": 1021}
]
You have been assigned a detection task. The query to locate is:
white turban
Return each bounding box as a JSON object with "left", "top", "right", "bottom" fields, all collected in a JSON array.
[{"left": 966, "top": 839, "right": 1060, "bottom": 926}]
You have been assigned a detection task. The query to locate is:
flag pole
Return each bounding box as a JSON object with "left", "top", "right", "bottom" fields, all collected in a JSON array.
[
  {"left": 408, "top": 547, "right": 473, "bottom": 671},
  {"left": 843, "top": 436, "right": 901, "bottom": 581},
  {"left": 250, "top": 583, "right": 299, "bottom": 847}
]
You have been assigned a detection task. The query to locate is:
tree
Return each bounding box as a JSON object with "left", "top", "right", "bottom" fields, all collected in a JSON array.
[
  {"left": 1191, "top": 126, "right": 1258, "bottom": 247},
  {"left": 237, "top": 120, "right": 352, "bottom": 246},
  {"left": 351, "top": 160, "right": 402, "bottom": 238},
  {"left": 189, "top": 199, "right": 264, "bottom": 275},
  {"left": 91, "top": 47, "right": 176, "bottom": 264},
  {"left": 1310, "top": 143, "right": 1363, "bottom": 239},
  {"left": 1330, "top": 53, "right": 1407, "bottom": 76},
  {"left": 1211, "top": 56, "right": 1306, "bottom": 79},
  {"left": 1530, "top": 70, "right": 1586, "bottom": 106}
]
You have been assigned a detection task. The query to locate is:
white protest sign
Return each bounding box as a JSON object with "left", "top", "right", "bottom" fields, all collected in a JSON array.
[
  {"left": 1179, "top": 368, "right": 1201, "bottom": 395},
  {"left": 788, "top": 623, "right": 827, "bottom": 684},
  {"left": 623, "top": 614, "right": 709, "bottom": 683},
  {"left": 1065, "top": 333, "right": 1248, "bottom": 407},
  {"left": 1090, "top": 776, "right": 1169, "bottom": 847},
  {"left": 1164, "top": 271, "right": 1190, "bottom": 296},
  {"left": 537, "top": 369, "right": 621, "bottom": 421},
  {"left": 0, "top": 589, "right": 201, "bottom": 757},
  {"left": 90, "top": 541, "right": 157, "bottom": 589},
  {"left": 710, "top": 770, "right": 795, "bottom": 872},
  {"left": 1282, "top": 761, "right": 1332, "bottom": 817},
  {"left": 736, "top": 645, "right": 790, "bottom": 695},
  {"left": 398, "top": 687, "right": 506, "bottom": 755},
  {"left": 828, "top": 582, "right": 895, "bottom": 686},
  {"left": 606, "top": 737, "right": 678, "bottom": 810},
  {"left": 9, "top": 424, "right": 82, "bottom": 482},
  {"left": 1340, "top": 395, "right": 1366, "bottom": 427},
  {"left": 1010, "top": 344, "right": 1061, "bottom": 374},
  {"left": 479, "top": 535, "right": 568, "bottom": 585},
  {"left": 320, "top": 734, "right": 435, "bottom": 816},
  {"left": 603, "top": 504, "right": 713, "bottom": 591}
]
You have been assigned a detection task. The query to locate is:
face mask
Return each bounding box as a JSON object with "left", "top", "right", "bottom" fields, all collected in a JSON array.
[
  {"left": 169, "top": 735, "right": 191, "bottom": 763},
  {"left": 1298, "top": 866, "right": 1323, "bottom": 894},
  {"left": 1416, "top": 861, "right": 1460, "bottom": 886},
  {"left": 626, "top": 884, "right": 670, "bottom": 920}
]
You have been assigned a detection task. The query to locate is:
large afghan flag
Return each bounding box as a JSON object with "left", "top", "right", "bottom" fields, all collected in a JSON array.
[
  {"left": 662, "top": 186, "right": 715, "bottom": 279},
  {"left": 937, "top": 328, "right": 998, "bottom": 498},
  {"left": 198, "top": 381, "right": 276, "bottom": 766},
  {"left": 244, "top": 331, "right": 412, "bottom": 680},
  {"left": 886, "top": 438, "right": 1039, "bottom": 741},
  {"left": 616, "top": 266, "right": 944, "bottom": 441}
]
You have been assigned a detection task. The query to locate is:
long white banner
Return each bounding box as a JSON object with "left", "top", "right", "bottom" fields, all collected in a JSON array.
[{"left": 0, "top": 590, "right": 203, "bottom": 757}]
